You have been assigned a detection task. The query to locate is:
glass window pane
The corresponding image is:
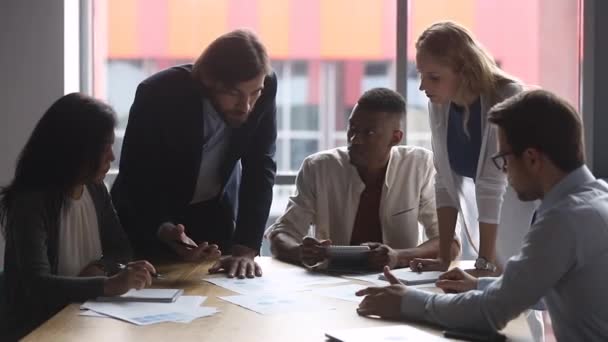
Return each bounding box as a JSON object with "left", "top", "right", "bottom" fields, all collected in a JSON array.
[
  {"left": 275, "top": 137, "right": 285, "bottom": 171},
  {"left": 93, "top": 0, "right": 396, "bottom": 178},
  {"left": 290, "top": 104, "right": 319, "bottom": 130},
  {"left": 290, "top": 139, "right": 318, "bottom": 171},
  {"left": 276, "top": 105, "right": 283, "bottom": 130},
  {"left": 335, "top": 139, "right": 347, "bottom": 147},
  {"left": 405, "top": 0, "right": 581, "bottom": 150}
]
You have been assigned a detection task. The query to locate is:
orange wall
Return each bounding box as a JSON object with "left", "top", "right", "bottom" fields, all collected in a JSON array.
[{"left": 100, "top": 0, "right": 580, "bottom": 104}]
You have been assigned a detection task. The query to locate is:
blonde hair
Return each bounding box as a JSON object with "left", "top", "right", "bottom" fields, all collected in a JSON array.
[
  {"left": 416, "top": 21, "right": 518, "bottom": 136},
  {"left": 416, "top": 21, "right": 517, "bottom": 103}
]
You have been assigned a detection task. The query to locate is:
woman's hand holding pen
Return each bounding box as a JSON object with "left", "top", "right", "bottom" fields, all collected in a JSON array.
[
  {"left": 103, "top": 260, "right": 156, "bottom": 296},
  {"left": 158, "top": 223, "right": 222, "bottom": 262}
]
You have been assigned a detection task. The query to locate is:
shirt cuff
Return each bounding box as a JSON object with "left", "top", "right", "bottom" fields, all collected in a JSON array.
[
  {"left": 400, "top": 288, "right": 433, "bottom": 320},
  {"left": 476, "top": 197, "right": 502, "bottom": 224},
  {"left": 265, "top": 226, "right": 306, "bottom": 242},
  {"left": 476, "top": 277, "right": 496, "bottom": 291}
]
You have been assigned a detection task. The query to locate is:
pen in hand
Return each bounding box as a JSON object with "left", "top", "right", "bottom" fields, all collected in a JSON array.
[
  {"left": 173, "top": 239, "right": 198, "bottom": 249},
  {"left": 117, "top": 263, "right": 163, "bottom": 279}
]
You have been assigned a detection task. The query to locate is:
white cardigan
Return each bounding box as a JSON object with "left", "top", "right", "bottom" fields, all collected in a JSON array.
[
  {"left": 265, "top": 146, "right": 439, "bottom": 249},
  {"left": 429, "top": 82, "right": 538, "bottom": 263}
]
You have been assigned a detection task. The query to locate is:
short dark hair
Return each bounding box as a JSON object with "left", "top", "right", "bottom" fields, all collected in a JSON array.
[
  {"left": 192, "top": 29, "right": 271, "bottom": 86},
  {"left": 488, "top": 89, "right": 585, "bottom": 172},
  {"left": 355, "top": 87, "right": 406, "bottom": 119}
]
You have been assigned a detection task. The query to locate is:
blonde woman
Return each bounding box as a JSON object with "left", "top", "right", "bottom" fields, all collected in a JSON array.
[{"left": 410, "top": 21, "right": 543, "bottom": 340}]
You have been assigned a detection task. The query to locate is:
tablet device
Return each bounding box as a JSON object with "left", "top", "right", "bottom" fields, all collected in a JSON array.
[
  {"left": 326, "top": 245, "right": 370, "bottom": 273},
  {"left": 303, "top": 245, "right": 371, "bottom": 273}
]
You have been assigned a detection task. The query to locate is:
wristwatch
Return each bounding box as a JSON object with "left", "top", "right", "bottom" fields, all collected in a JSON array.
[{"left": 474, "top": 257, "right": 497, "bottom": 272}]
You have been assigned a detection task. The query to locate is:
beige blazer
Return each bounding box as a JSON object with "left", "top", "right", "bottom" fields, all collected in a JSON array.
[{"left": 265, "top": 146, "right": 439, "bottom": 249}]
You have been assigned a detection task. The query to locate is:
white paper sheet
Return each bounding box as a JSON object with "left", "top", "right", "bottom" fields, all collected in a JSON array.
[
  {"left": 309, "top": 284, "right": 367, "bottom": 303},
  {"left": 341, "top": 272, "right": 388, "bottom": 285},
  {"left": 218, "top": 292, "right": 335, "bottom": 315},
  {"left": 81, "top": 296, "right": 218, "bottom": 325},
  {"left": 203, "top": 267, "right": 348, "bottom": 294}
]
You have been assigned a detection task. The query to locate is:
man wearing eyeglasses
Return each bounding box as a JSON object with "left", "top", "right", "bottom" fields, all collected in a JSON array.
[
  {"left": 356, "top": 89, "right": 608, "bottom": 341},
  {"left": 111, "top": 29, "right": 277, "bottom": 279}
]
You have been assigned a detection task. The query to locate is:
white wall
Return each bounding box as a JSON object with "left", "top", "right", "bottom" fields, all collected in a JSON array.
[{"left": 0, "top": 0, "right": 67, "bottom": 267}]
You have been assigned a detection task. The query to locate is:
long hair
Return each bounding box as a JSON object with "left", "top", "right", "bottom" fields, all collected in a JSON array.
[
  {"left": 0, "top": 93, "right": 116, "bottom": 234},
  {"left": 192, "top": 29, "right": 271, "bottom": 87},
  {"left": 416, "top": 21, "right": 518, "bottom": 135}
]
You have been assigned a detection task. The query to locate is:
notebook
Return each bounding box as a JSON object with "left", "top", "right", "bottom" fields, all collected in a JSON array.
[
  {"left": 378, "top": 268, "right": 442, "bottom": 285},
  {"left": 96, "top": 289, "right": 184, "bottom": 303},
  {"left": 325, "top": 325, "right": 447, "bottom": 341}
]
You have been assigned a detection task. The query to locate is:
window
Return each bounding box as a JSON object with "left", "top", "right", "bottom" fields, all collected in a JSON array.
[
  {"left": 404, "top": 0, "right": 581, "bottom": 151},
  {"left": 90, "top": 1, "right": 581, "bottom": 261},
  {"left": 91, "top": 0, "right": 397, "bottom": 230}
]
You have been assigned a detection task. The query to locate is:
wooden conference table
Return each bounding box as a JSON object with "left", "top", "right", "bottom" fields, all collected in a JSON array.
[{"left": 24, "top": 257, "right": 532, "bottom": 341}]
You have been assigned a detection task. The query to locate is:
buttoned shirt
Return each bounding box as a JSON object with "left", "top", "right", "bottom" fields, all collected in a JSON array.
[{"left": 400, "top": 166, "right": 608, "bottom": 341}]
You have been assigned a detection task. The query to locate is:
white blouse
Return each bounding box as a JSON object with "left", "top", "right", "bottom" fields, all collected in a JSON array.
[{"left": 57, "top": 187, "right": 102, "bottom": 276}]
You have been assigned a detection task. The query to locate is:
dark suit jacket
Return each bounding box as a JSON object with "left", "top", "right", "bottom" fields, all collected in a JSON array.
[{"left": 111, "top": 64, "right": 277, "bottom": 256}]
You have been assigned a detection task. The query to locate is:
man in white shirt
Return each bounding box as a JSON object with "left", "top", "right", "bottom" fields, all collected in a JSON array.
[
  {"left": 356, "top": 89, "right": 608, "bottom": 341},
  {"left": 266, "top": 88, "right": 460, "bottom": 270}
]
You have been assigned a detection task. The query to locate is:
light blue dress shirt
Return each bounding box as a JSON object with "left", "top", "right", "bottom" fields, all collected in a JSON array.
[
  {"left": 190, "top": 99, "right": 231, "bottom": 204},
  {"left": 399, "top": 165, "right": 608, "bottom": 341}
]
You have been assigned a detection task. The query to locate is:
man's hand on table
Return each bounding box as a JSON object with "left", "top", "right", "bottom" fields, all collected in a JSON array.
[
  {"left": 208, "top": 244, "right": 262, "bottom": 279},
  {"left": 158, "top": 223, "right": 222, "bottom": 262},
  {"left": 435, "top": 267, "right": 479, "bottom": 293},
  {"left": 356, "top": 266, "right": 407, "bottom": 319}
]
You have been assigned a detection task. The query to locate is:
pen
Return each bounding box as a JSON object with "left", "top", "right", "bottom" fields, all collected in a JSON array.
[
  {"left": 173, "top": 239, "right": 198, "bottom": 249},
  {"left": 117, "top": 263, "right": 163, "bottom": 279}
]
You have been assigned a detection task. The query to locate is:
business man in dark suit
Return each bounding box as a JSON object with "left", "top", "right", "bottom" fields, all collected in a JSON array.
[{"left": 111, "top": 29, "right": 277, "bottom": 279}]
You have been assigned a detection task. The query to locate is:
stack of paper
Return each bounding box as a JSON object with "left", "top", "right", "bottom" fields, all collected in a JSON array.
[
  {"left": 378, "top": 269, "right": 442, "bottom": 285},
  {"left": 95, "top": 288, "right": 184, "bottom": 303},
  {"left": 80, "top": 296, "right": 219, "bottom": 325}
]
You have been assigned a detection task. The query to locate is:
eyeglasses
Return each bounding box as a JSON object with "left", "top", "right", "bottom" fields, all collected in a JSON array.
[{"left": 491, "top": 151, "right": 513, "bottom": 171}]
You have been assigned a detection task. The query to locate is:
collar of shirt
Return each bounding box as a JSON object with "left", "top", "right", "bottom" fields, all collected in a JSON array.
[
  {"left": 536, "top": 165, "right": 595, "bottom": 217},
  {"left": 201, "top": 98, "right": 230, "bottom": 145},
  {"left": 202, "top": 98, "right": 223, "bottom": 126}
]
